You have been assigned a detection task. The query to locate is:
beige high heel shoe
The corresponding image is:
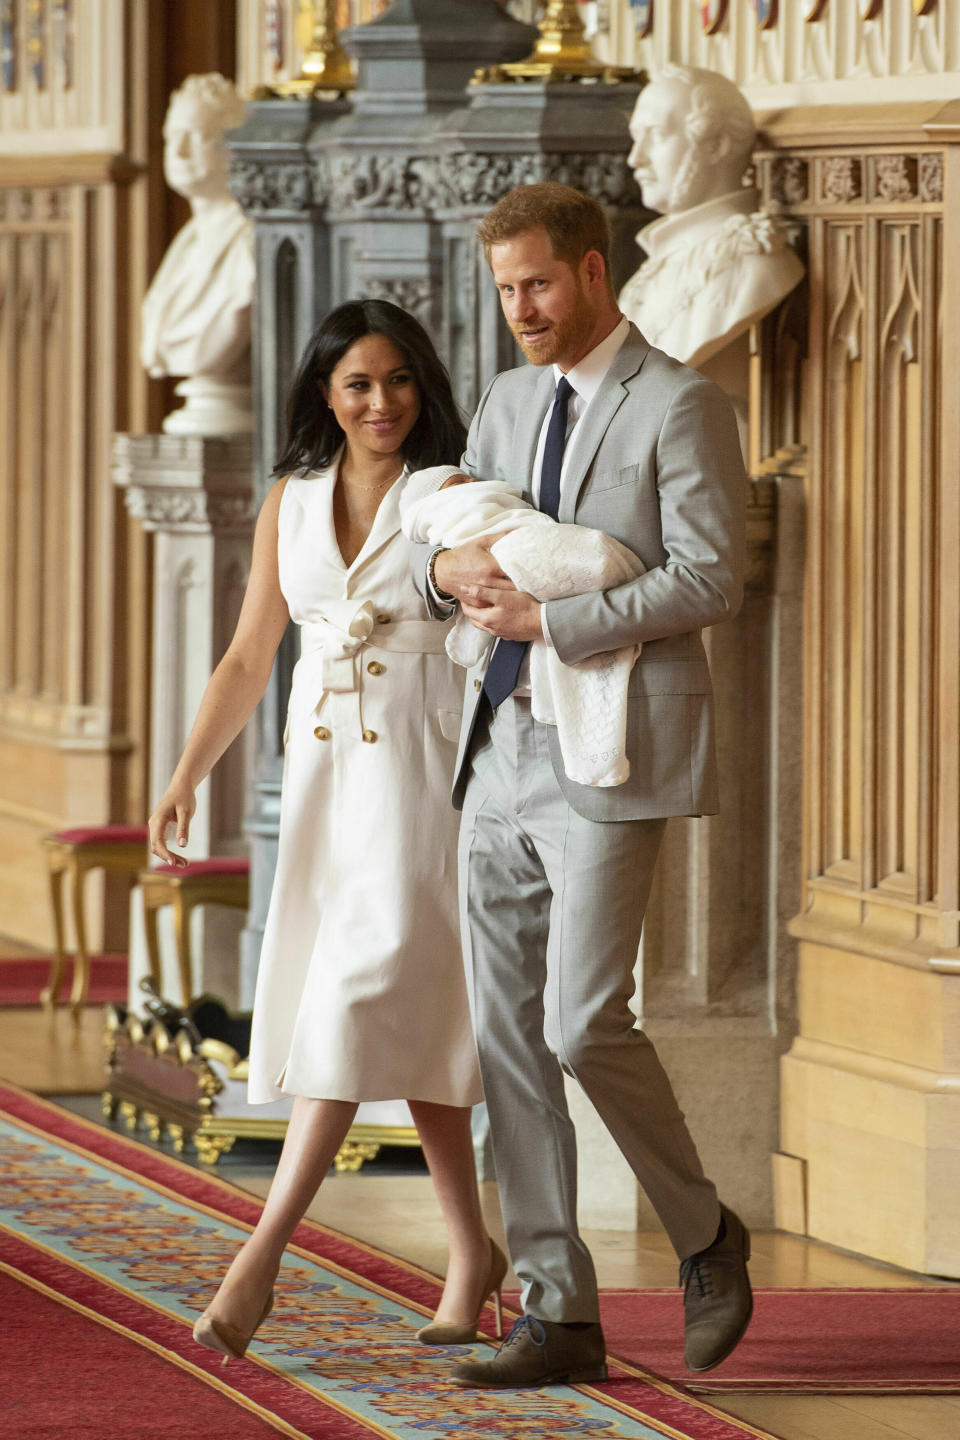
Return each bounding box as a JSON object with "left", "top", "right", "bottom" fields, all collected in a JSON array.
[
  {"left": 192, "top": 1289, "right": 276, "bottom": 1366},
  {"left": 416, "top": 1239, "right": 508, "bottom": 1345}
]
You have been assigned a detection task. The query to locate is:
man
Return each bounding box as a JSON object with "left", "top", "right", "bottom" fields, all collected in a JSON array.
[{"left": 418, "top": 181, "right": 750, "bottom": 1387}]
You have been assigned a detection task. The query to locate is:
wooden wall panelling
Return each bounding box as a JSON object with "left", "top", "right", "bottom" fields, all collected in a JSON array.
[
  {"left": 0, "top": 0, "right": 242, "bottom": 947},
  {"left": 756, "top": 105, "right": 960, "bottom": 1275},
  {"left": 65, "top": 182, "right": 87, "bottom": 727},
  {"left": 0, "top": 225, "right": 12, "bottom": 698},
  {"left": 930, "top": 105, "right": 960, "bottom": 948}
]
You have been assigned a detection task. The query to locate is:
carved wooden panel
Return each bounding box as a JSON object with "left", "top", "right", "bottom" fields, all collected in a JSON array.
[
  {"left": 753, "top": 124, "right": 955, "bottom": 966},
  {"left": 0, "top": 175, "right": 149, "bottom": 752}
]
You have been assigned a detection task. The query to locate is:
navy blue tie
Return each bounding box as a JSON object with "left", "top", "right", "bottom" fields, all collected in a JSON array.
[{"left": 482, "top": 375, "right": 574, "bottom": 708}]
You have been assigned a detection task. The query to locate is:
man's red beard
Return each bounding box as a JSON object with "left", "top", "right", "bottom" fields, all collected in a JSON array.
[{"left": 509, "top": 283, "right": 595, "bottom": 367}]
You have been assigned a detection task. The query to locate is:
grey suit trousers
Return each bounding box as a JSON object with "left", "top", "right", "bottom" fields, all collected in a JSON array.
[{"left": 459, "top": 697, "right": 721, "bottom": 1322}]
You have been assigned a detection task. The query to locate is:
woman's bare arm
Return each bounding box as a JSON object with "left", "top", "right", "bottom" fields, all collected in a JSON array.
[{"left": 148, "top": 478, "right": 291, "bottom": 865}]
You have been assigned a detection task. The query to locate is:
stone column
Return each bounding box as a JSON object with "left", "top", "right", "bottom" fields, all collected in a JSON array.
[
  {"left": 227, "top": 1, "right": 538, "bottom": 1002},
  {"left": 228, "top": 92, "right": 350, "bottom": 1006},
  {"left": 113, "top": 434, "right": 255, "bottom": 1006},
  {"left": 319, "top": 0, "right": 539, "bottom": 399}
]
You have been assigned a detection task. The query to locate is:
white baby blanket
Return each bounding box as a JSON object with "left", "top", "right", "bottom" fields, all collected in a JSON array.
[{"left": 401, "top": 466, "right": 644, "bottom": 787}]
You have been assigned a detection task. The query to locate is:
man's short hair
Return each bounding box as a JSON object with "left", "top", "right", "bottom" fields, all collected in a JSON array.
[{"left": 476, "top": 182, "right": 613, "bottom": 287}]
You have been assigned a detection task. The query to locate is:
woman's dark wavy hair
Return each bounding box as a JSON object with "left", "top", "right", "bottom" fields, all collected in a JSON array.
[{"left": 273, "top": 299, "right": 467, "bottom": 476}]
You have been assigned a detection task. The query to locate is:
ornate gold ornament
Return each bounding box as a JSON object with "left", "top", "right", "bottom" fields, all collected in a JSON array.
[
  {"left": 272, "top": 0, "right": 354, "bottom": 97},
  {"left": 335, "top": 1139, "right": 382, "bottom": 1172},
  {"left": 475, "top": 0, "right": 641, "bottom": 84},
  {"left": 912, "top": 0, "right": 937, "bottom": 14},
  {"left": 101, "top": 997, "right": 419, "bottom": 1170},
  {"left": 701, "top": 0, "right": 728, "bottom": 34}
]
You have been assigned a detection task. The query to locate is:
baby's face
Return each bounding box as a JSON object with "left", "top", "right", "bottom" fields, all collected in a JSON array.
[{"left": 440, "top": 472, "right": 473, "bottom": 489}]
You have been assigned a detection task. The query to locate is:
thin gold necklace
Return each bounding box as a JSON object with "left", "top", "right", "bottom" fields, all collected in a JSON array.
[{"left": 341, "top": 463, "right": 405, "bottom": 493}]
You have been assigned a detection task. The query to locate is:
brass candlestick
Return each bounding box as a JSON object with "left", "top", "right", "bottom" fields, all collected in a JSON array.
[
  {"left": 478, "top": 0, "right": 638, "bottom": 84},
  {"left": 274, "top": 0, "right": 355, "bottom": 96}
]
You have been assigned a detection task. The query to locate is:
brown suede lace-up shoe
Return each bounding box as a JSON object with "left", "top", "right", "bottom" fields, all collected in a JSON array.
[
  {"left": 450, "top": 1315, "right": 608, "bottom": 1388},
  {"left": 681, "top": 1203, "right": 753, "bottom": 1372}
]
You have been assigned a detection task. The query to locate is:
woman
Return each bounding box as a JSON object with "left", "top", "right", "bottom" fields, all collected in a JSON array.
[{"left": 148, "top": 300, "right": 505, "bottom": 1363}]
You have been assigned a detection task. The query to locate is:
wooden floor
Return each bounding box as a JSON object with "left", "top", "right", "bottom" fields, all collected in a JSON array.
[{"left": 1, "top": 991, "right": 957, "bottom": 1440}]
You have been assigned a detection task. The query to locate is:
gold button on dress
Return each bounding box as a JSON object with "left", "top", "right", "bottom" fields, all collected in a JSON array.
[{"left": 367, "top": 661, "right": 385, "bottom": 676}]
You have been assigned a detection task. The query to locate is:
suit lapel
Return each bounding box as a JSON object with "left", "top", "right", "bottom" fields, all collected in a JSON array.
[
  {"left": 559, "top": 326, "right": 651, "bottom": 523},
  {"left": 513, "top": 367, "right": 556, "bottom": 502}
]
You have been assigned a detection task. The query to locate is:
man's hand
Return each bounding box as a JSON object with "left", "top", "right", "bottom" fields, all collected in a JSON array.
[
  {"left": 460, "top": 585, "right": 542, "bottom": 642},
  {"left": 434, "top": 535, "right": 516, "bottom": 601}
]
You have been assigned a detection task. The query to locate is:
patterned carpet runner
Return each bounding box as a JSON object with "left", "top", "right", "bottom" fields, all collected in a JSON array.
[{"left": 0, "top": 1082, "right": 777, "bottom": 1440}]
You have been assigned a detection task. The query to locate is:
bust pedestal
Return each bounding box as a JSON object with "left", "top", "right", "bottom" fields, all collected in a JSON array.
[
  {"left": 162, "top": 377, "right": 255, "bottom": 437},
  {"left": 113, "top": 434, "right": 256, "bottom": 1008}
]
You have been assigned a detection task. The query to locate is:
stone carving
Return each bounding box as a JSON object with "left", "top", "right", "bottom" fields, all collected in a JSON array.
[
  {"left": 229, "top": 159, "right": 313, "bottom": 215},
  {"left": 360, "top": 276, "right": 434, "bottom": 326},
  {"left": 875, "top": 154, "right": 916, "bottom": 203},
  {"left": 327, "top": 153, "right": 418, "bottom": 212},
  {"left": 318, "top": 148, "right": 640, "bottom": 217},
  {"left": 124, "top": 489, "right": 209, "bottom": 528},
  {"left": 435, "top": 152, "right": 540, "bottom": 209},
  {"left": 771, "top": 156, "right": 808, "bottom": 206},
  {"left": 141, "top": 74, "right": 255, "bottom": 436},
  {"left": 437, "top": 150, "right": 637, "bottom": 211},
  {"left": 620, "top": 65, "right": 805, "bottom": 372},
  {"left": 822, "top": 156, "right": 862, "bottom": 203},
  {"left": 919, "top": 153, "right": 944, "bottom": 204},
  {"left": 124, "top": 486, "right": 257, "bottom": 534}
]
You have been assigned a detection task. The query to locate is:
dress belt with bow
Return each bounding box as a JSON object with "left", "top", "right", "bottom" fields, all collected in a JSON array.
[{"left": 295, "top": 601, "right": 450, "bottom": 737}]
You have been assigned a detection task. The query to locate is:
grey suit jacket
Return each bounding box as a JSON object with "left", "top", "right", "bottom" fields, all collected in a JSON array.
[{"left": 419, "top": 323, "right": 746, "bottom": 821}]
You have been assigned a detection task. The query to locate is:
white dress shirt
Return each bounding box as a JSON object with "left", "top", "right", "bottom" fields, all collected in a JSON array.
[{"left": 518, "top": 314, "right": 630, "bottom": 690}]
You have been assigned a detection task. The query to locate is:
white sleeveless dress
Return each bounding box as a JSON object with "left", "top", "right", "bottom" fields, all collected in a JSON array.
[{"left": 246, "top": 460, "right": 482, "bottom": 1108}]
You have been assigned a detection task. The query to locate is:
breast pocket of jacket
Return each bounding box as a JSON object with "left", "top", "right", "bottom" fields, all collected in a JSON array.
[
  {"left": 583, "top": 462, "right": 641, "bottom": 496},
  {"left": 575, "top": 464, "right": 651, "bottom": 534}
]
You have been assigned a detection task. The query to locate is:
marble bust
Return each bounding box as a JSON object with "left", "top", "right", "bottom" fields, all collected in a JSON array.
[
  {"left": 619, "top": 66, "right": 804, "bottom": 375},
  {"left": 141, "top": 74, "right": 255, "bottom": 436}
]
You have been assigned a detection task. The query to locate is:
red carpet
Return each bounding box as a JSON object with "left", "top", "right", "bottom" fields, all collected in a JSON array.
[
  {"left": 0, "top": 1267, "right": 287, "bottom": 1439},
  {"left": 592, "top": 1286, "right": 960, "bottom": 1393},
  {"left": 0, "top": 1081, "right": 781, "bottom": 1440},
  {"left": 0, "top": 954, "right": 127, "bottom": 1006}
]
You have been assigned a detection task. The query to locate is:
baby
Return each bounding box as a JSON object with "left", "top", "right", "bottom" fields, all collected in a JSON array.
[{"left": 400, "top": 465, "right": 645, "bottom": 788}]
